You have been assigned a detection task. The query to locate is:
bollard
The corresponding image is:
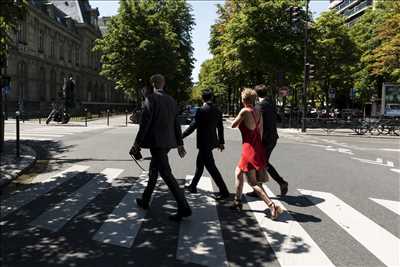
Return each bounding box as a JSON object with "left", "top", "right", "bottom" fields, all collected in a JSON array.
[
  {"left": 107, "top": 109, "right": 110, "bottom": 127},
  {"left": 84, "top": 108, "right": 88, "bottom": 127},
  {"left": 16, "top": 110, "right": 20, "bottom": 158},
  {"left": 125, "top": 109, "right": 128, "bottom": 127}
]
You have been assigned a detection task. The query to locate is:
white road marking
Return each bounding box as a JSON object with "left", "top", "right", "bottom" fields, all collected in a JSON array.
[
  {"left": 243, "top": 184, "right": 334, "bottom": 267},
  {"left": 93, "top": 177, "right": 151, "bottom": 248},
  {"left": 5, "top": 133, "right": 63, "bottom": 138},
  {"left": 352, "top": 157, "right": 395, "bottom": 167},
  {"left": 377, "top": 158, "right": 383, "bottom": 164},
  {"left": 31, "top": 168, "right": 124, "bottom": 232},
  {"left": 387, "top": 161, "right": 394, "bottom": 167},
  {"left": 176, "top": 175, "right": 228, "bottom": 267},
  {"left": 1, "top": 165, "right": 90, "bottom": 218},
  {"left": 299, "top": 189, "right": 400, "bottom": 267},
  {"left": 370, "top": 198, "right": 400, "bottom": 216},
  {"left": 390, "top": 169, "right": 400, "bottom": 174},
  {"left": 4, "top": 136, "right": 52, "bottom": 141}
]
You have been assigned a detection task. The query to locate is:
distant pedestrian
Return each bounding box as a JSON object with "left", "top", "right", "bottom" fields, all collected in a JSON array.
[
  {"left": 182, "top": 90, "right": 230, "bottom": 199},
  {"left": 245, "top": 84, "right": 288, "bottom": 198},
  {"left": 231, "top": 88, "right": 283, "bottom": 220},
  {"left": 130, "top": 74, "right": 192, "bottom": 222}
]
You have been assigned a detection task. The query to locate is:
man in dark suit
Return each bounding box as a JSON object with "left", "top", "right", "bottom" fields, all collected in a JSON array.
[
  {"left": 130, "top": 74, "right": 191, "bottom": 221},
  {"left": 250, "top": 84, "right": 289, "bottom": 196},
  {"left": 182, "top": 90, "right": 230, "bottom": 199}
]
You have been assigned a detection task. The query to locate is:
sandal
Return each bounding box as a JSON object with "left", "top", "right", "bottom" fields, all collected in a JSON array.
[
  {"left": 230, "top": 197, "right": 243, "bottom": 211},
  {"left": 268, "top": 202, "right": 283, "bottom": 220}
]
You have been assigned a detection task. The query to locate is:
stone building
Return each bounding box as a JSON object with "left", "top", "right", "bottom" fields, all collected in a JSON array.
[{"left": 5, "top": 0, "right": 127, "bottom": 114}]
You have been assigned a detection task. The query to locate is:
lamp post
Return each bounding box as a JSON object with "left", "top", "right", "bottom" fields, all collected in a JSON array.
[{"left": 301, "top": 0, "right": 310, "bottom": 133}]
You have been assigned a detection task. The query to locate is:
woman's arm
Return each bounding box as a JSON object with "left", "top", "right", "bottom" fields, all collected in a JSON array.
[
  {"left": 231, "top": 109, "right": 245, "bottom": 128},
  {"left": 259, "top": 113, "right": 263, "bottom": 139}
]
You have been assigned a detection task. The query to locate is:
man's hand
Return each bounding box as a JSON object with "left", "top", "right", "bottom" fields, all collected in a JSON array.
[
  {"left": 129, "top": 143, "right": 140, "bottom": 156},
  {"left": 178, "top": 145, "right": 186, "bottom": 158},
  {"left": 218, "top": 144, "right": 225, "bottom": 152}
]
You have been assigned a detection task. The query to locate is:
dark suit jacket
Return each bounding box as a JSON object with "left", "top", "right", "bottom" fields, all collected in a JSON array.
[
  {"left": 256, "top": 98, "right": 279, "bottom": 148},
  {"left": 182, "top": 102, "right": 224, "bottom": 150},
  {"left": 135, "top": 90, "right": 183, "bottom": 149}
]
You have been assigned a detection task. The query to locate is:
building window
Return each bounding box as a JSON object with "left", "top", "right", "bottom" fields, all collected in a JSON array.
[
  {"left": 59, "top": 37, "right": 64, "bottom": 60},
  {"left": 17, "top": 21, "right": 27, "bottom": 43},
  {"left": 75, "top": 45, "right": 80, "bottom": 66},
  {"left": 50, "top": 38, "right": 55, "bottom": 57},
  {"left": 68, "top": 43, "right": 73, "bottom": 63},
  {"left": 39, "top": 29, "right": 44, "bottom": 53}
]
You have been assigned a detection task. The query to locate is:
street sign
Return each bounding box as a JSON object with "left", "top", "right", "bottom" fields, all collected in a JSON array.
[{"left": 329, "top": 88, "right": 335, "bottom": 99}]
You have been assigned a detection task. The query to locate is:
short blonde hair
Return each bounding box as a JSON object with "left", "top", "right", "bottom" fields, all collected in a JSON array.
[{"left": 241, "top": 88, "right": 257, "bottom": 105}]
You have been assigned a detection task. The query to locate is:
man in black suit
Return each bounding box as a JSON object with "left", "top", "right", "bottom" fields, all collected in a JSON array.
[
  {"left": 182, "top": 90, "right": 230, "bottom": 199},
  {"left": 249, "top": 84, "right": 288, "bottom": 196},
  {"left": 130, "top": 74, "right": 191, "bottom": 221}
]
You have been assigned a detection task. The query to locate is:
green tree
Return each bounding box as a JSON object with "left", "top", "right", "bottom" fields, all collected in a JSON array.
[
  {"left": 0, "top": 0, "right": 27, "bottom": 63},
  {"left": 349, "top": 1, "right": 400, "bottom": 104},
  {"left": 94, "top": 0, "right": 195, "bottom": 103},
  {"left": 309, "top": 11, "right": 358, "bottom": 109}
]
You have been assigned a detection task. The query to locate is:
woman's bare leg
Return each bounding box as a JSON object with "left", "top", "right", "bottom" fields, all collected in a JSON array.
[
  {"left": 245, "top": 170, "right": 273, "bottom": 206},
  {"left": 234, "top": 167, "right": 244, "bottom": 200}
]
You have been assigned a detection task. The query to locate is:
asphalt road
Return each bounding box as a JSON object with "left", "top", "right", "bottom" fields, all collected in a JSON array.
[{"left": 1, "top": 116, "right": 399, "bottom": 267}]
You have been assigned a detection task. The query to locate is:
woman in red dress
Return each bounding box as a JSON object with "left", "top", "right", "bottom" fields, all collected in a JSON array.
[{"left": 231, "top": 88, "right": 283, "bottom": 220}]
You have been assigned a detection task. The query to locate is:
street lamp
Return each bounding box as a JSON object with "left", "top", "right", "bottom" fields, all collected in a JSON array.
[{"left": 301, "top": 0, "right": 310, "bottom": 133}]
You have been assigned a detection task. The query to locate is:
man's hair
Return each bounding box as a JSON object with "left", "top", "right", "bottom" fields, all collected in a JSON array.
[
  {"left": 202, "top": 90, "right": 213, "bottom": 102},
  {"left": 241, "top": 88, "right": 257, "bottom": 105},
  {"left": 150, "top": 74, "right": 165, "bottom": 89},
  {"left": 254, "top": 84, "right": 269, "bottom": 98}
]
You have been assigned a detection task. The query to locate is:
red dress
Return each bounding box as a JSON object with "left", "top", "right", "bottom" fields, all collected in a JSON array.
[{"left": 237, "top": 108, "right": 266, "bottom": 172}]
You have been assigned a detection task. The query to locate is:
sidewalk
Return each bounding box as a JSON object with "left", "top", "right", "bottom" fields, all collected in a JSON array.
[
  {"left": 279, "top": 128, "right": 400, "bottom": 139},
  {"left": 0, "top": 142, "right": 37, "bottom": 188}
]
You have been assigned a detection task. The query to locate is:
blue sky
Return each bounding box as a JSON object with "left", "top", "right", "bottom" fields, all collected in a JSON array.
[{"left": 90, "top": 0, "right": 330, "bottom": 82}]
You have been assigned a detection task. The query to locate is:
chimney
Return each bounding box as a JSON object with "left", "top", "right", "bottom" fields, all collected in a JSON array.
[{"left": 45, "top": 3, "right": 55, "bottom": 19}]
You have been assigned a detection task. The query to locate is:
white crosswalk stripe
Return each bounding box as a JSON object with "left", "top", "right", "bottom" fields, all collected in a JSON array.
[
  {"left": 30, "top": 168, "right": 124, "bottom": 232},
  {"left": 4, "top": 125, "right": 107, "bottom": 141},
  {"left": 1, "top": 165, "right": 90, "bottom": 218},
  {"left": 93, "top": 177, "right": 153, "bottom": 248},
  {"left": 3, "top": 167, "right": 400, "bottom": 266},
  {"left": 244, "top": 184, "right": 334, "bottom": 267},
  {"left": 176, "top": 176, "right": 228, "bottom": 267},
  {"left": 370, "top": 198, "right": 400, "bottom": 216},
  {"left": 299, "top": 189, "right": 400, "bottom": 267}
]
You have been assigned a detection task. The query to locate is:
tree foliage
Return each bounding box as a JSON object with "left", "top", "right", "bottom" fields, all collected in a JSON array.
[
  {"left": 0, "top": 0, "right": 27, "bottom": 62},
  {"left": 309, "top": 11, "right": 358, "bottom": 108},
  {"left": 94, "top": 0, "right": 195, "bottom": 102}
]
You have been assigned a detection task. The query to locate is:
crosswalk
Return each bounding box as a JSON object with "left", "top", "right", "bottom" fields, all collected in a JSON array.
[
  {"left": 4, "top": 124, "right": 108, "bottom": 141},
  {"left": 1, "top": 165, "right": 400, "bottom": 267}
]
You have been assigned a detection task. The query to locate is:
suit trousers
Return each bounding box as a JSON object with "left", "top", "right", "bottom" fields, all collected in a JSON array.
[
  {"left": 190, "top": 149, "right": 230, "bottom": 196},
  {"left": 142, "top": 148, "right": 190, "bottom": 213},
  {"left": 265, "top": 140, "right": 285, "bottom": 185}
]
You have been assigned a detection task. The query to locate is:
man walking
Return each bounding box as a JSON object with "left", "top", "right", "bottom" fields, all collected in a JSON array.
[
  {"left": 182, "top": 90, "right": 230, "bottom": 199},
  {"left": 130, "top": 74, "right": 191, "bottom": 221},
  {"left": 249, "top": 84, "right": 288, "bottom": 197}
]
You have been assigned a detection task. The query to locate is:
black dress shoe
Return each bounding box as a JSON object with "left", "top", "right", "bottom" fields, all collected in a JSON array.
[
  {"left": 280, "top": 182, "right": 289, "bottom": 196},
  {"left": 136, "top": 198, "right": 149, "bottom": 210},
  {"left": 185, "top": 185, "right": 197, "bottom": 194},
  {"left": 169, "top": 208, "right": 192, "bottom": 222},
  {"left": 215, "top": 193, "right": 230, "bottom": 200}
]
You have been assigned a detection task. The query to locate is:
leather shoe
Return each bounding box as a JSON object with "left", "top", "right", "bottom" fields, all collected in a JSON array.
[
  {"left": 169, "top": 208, "right": 192, "bottom": 222},
  {"left": 215, "top": 193, "right": 230, "bottom": 200},
  {"left": 185, "top": 185, "right": 197, "bottom": 194},
  {"left": 136, "top": 198, "right": 149, "bottom": 210},
  {"left": 280, "top": 182, "right": 288, "bottom": 196}
]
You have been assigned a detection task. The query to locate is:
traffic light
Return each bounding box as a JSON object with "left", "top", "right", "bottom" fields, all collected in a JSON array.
[{"left": 305, "top": 63, "right": 315, "bottom": 81}]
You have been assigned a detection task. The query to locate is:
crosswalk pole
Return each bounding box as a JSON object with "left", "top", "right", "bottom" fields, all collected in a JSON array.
[
  {"left": 107, "top": 109, "right": 110, "bottom": 127},
  {"left": 16, "top": 110, "right": 20, "bottom": 158},
  {"left": 125, "top": 109, "right": 128, "bottom": 127},
  {"left": 84, "top": 108, "right": 87, "bottom": 127}
]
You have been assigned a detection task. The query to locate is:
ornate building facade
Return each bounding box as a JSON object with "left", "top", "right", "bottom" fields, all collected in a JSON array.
[{"left": 6, "top": 0, "right": 127, "bottom": 113}]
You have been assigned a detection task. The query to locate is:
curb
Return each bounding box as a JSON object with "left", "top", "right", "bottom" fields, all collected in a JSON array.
[{"left": 0, "top": 145, "right": 37, "bottom": 189}]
